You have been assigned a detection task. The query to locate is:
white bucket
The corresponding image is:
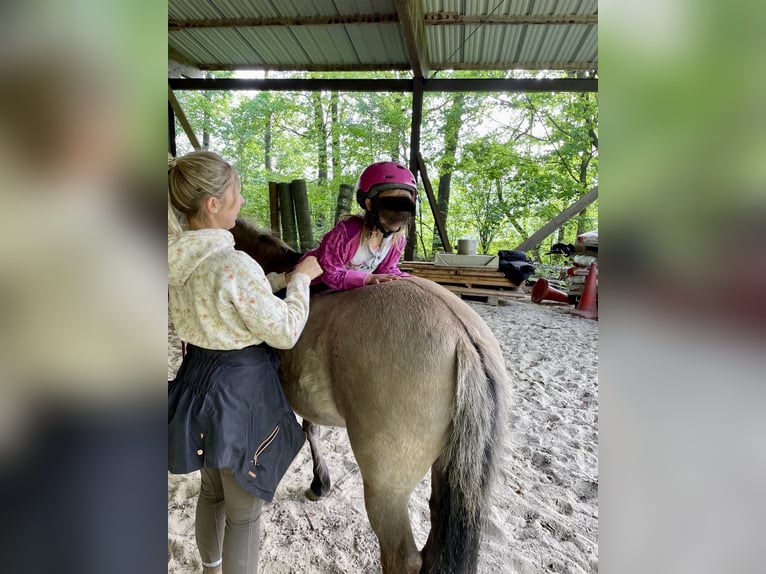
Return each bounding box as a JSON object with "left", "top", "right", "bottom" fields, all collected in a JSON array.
[{"left": 457, "top": 238, "right": 478, "bottom": 255}]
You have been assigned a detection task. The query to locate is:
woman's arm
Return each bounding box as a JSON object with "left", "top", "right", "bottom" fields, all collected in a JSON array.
[{"left": 225, "top": 252, "right": 311, "bottom": 349}]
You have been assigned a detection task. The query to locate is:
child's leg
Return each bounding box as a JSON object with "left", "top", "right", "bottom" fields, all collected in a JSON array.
[
  {"left": 195, "top": 468, "right": 225, "bottom": 572},
  {"left": 219, "top": 468, "right": 265, "bottom": 574}
]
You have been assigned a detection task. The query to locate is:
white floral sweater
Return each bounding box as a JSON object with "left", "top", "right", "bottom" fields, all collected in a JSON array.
[{"left": 168, "top": 229, "right": 311, "bottom": 350}]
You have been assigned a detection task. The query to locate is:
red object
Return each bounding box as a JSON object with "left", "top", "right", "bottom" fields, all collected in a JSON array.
[
  {"left": 531, "top": 277, "right": 569, "bottom": 304},
  {"left": 571, "top": 263, "right": 598, "bottom": 319}
]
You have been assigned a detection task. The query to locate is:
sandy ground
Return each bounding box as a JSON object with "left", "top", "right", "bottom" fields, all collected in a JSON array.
[{"left": 168, "top": 296, "right": 598, "bottom": 574}]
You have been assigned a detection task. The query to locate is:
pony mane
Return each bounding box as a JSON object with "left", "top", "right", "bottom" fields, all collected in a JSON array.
[{"left": 231, "top": 218, "right": 303, "bottom": 274}]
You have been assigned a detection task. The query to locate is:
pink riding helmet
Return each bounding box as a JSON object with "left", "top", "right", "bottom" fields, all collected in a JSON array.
[{"left": 356, "top": 161, "right": 418, "bottom": 209}]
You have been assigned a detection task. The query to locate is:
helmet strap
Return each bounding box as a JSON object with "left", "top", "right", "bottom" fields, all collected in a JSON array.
[{"left": 373, "top": 213, "right": 399, "bottom": 238}]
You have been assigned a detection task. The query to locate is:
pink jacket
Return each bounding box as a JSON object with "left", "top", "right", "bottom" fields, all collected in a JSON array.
[{"left": 301, "top": 216, "right": 409, "bottom": 290}]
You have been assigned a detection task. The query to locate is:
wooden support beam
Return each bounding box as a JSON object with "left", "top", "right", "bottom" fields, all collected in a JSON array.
[
  {"left": 167, "top": 12, "right": 596, "bottom": 31},
  {"left": 167, "top": 84, "right": 201, "bottom": 150},
  {"left": 268, "top": 181, "right": 280, "bottom": 237},
  {"left": 425, "top": 13, "right": 598, "bottom": 25},
  {"left": 405, "top": 79, "right": 424, "bottom": 260},
  {"left": 515, "top": 186, "right": 598, "bottom": 252},
  {"left": 416, "top": 151, "right": 452, "bottom": 253},
  {"left": 168, "top": 102, "right": 177, "bottom": 157},
  {"left": 393, "top": 0, "right": 430, "bottom": 78},
  {"left": 169, "top": 13, "right": 399, "bottom": 31},
  {"left": 168, "top": 77, "right": 597, "bottom": 93}
]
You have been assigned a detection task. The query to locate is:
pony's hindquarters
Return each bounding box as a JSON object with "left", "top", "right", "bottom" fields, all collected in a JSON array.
[{"left": 278, "top": 277, "right": 507, "bottom": 574}]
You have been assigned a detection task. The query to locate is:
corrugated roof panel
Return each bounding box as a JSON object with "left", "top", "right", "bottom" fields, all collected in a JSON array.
[
  {"left": 236, "top": 27, "right": 310, "bottom": 66},
  {"left": 429, "top": 23, "right": 473, "bottom": 67},
  {"left": 563, "top": 24, "right": 597, "bottom": 64},
  {"left": 425, "top": 0, "right": 597, "bottom": 18},
  {"left": 482, "top": 24, "right": 517, "bottom": 65},
  {"left": 182, "top": 28, "right": 263, "bottom": 66},
  {"left": 169, "top": 0, "right": 222, "bottom": 20},
  {"left": 169, "top": 31, "right": 222, "bottom": 65},
  {"left": 288, "top": 26, "right": 359, "bottom": 65},
  {"left": 332, "top": 0, "right": 397, "bottom": 15},
  {"left": 261, "top": 0, "right": 319, "bottom": 18},
  {"left": 345, "top": 23, "right": 409, "bottom": 65},
  {"left": 578, "top": 26, "right": 598, "bottom": 63},
  {"left": 169, "top": 0, "right": 596, "bottom": 71},
  {"left": 205, "top": 0, "right": 277, "bottom": 18}
]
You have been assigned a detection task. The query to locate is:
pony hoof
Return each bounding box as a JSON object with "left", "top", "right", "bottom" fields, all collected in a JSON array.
[{"left": 304, "top": 488, "right": 322, "bottom": 501}]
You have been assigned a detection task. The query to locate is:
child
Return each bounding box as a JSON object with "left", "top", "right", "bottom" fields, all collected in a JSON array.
[
  {"left": 303, "top": 161, "right": 417, "bottom": 290},
  {"left": 167, "top": 150, "right": 323, "bottom": 574}
]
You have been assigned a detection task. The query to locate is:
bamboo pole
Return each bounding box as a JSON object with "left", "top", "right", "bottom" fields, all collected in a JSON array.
[
  {"left": 268, "top": 181, "right": 280, "bottom": 237},
  {"left": 335, "top": 183, "right": 354, "bottom": 224},
  {"left": 291, "top": 179, "right": 314, "bottom": 251}
]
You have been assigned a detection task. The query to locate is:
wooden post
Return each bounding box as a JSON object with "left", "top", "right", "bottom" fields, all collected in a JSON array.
[
  {"left": 268, "top": 181, "right": 280, "bottom": 237},
  {"left": 405, "top": 77, "right": 425, "bottom": 260},
  {"left": 416, "top": 151, "right": 452, "bottom": 253},
  {"left": 335, "top": 183, "right": 354, "bottom": 223},
  {"left": 168, "top": 102, "right": 177, "bottom": 157},
  {"left": 167, "top": 84, "right": 201, "bottom": 150},
  {"left": 515, "top": 186, "right": 598, "bottom": 252},
  {"left": 277, "top": 182, "right": 298, "bottom": 250},
  {"left": 291, "top": 179, "right": 314, "bottom": 251}
]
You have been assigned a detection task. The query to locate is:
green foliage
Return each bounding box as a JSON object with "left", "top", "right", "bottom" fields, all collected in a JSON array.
[{"left": 171, "top": 70, "right": 597, "bottom": 256}]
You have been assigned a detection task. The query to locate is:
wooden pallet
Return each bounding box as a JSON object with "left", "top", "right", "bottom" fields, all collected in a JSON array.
[{"left": 401, "top": 261, "right": 528, "bottom": 305}]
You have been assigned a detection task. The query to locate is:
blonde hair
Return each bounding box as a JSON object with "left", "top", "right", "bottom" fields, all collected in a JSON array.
[{"left": 167, "top": 150, "right": 239, "bottom": 235}]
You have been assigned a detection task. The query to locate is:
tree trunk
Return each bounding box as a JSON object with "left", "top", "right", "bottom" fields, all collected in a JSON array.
[
  {"left": 291, "top": 179, "right": 314, "bottom": 251},
  {"left": 264, "top": 72, "right": 272, "bottom": 171},
  {"left": 432, "top": 94, "right": 464, "bottom": 252},
  {"left": 335, "top": 183, "right": 354, "bottom": 224},
  {"left": 330, "top": 92, "right": 340, "bottom": 184},
  {"left": 312, "top": 92, "right": 328, "bottom": 186},
  {"left": 277, "top": 182, "right": 298, "bottom": 250},
  {"left": 264, "top": 105, "right": 272, "bottom": 171},
  {"left": 202, "top": 89, "right": 211, "bottom": 148}
]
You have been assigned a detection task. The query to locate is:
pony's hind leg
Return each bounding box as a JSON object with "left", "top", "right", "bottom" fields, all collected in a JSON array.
[
  {"left": 420, "top": 462, "right": 446, "bottom": 573},
  {"left": 303, "top": 420, "right": 332, "bottom": 501},
  {"left": 364, "top": 485, "right": 422, "bottom": 574}
]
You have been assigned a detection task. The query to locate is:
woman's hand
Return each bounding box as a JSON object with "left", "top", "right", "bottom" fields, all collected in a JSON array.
[
  {"left": 291, "top": 256, "right": 323, "bottom": 281},
  {"left": 364, "top": 273, "right": 400, "bottom": 285}
]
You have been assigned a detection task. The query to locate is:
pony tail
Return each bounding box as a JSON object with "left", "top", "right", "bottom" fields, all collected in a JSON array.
[
  {"left": 168, "top": 156, "right": 184, "bottom": 236},
  {"left": 168, "top": 189, "right": 184, "bottom": 236},
  {"left": 424, "top": 324, "right": 508, "bottom": 573}
]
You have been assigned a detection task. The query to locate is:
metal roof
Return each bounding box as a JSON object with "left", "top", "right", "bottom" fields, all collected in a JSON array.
[{"left": 168, "top": 0, "right": 597, "bottom": 77}]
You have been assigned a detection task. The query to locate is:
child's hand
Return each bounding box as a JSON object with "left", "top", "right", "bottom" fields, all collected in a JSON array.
[
  {"left": 364, "top": 273, "right": 400, "bottom": 285},
  {"left": 292, "top": 256, "right": 323, "bottom": 281}
]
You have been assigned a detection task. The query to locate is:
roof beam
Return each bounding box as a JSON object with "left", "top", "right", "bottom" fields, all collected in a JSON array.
[
  {"left": 169, "top": 13, "right": 398, "bottom": 31},
  {"left": 195, "top": 63, "right": 412, "bottom": 72},
  {"left": 425, "top": 13, "right": 598, "bottom": 25},
  {"left": 168, "top": 77, "right": 597, "bottom": 93},
  {"left": 192, "top": 61, "right": 596, "bottom": 72},
  {"left": 393, "top": 0, "right": 429, "bottom": 78},
  {"left": 168, "top": 13, "right": 597, "bottom": 31},
  {"left": 431, "top": 61, "right": 598, "bottom": 71}
]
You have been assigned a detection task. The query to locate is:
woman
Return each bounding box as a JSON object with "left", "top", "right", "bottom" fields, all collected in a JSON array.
[{"left": 168, "top": 150, "right": 322, "bottom": 574}]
